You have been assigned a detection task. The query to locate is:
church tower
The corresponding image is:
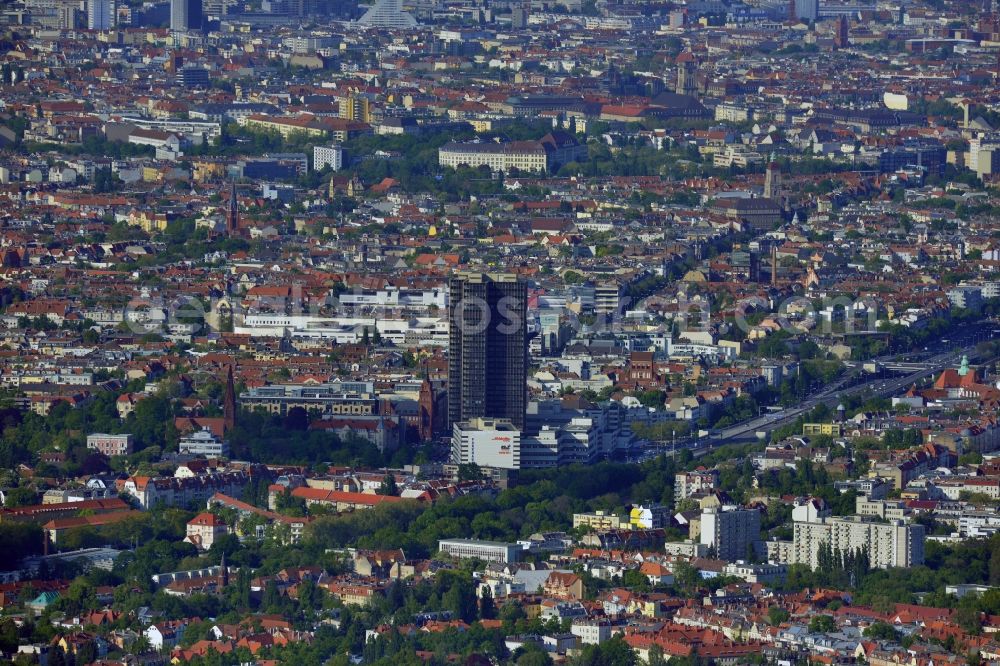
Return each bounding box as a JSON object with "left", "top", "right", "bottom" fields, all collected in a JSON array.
[
  {"left": 675, "top": 51, "right": 698, "bottom": 96},
  {"left": 418, "top": 379, "right": 436, "bottom": 441},
  {"left": 764, "top": 160, "right": 782, "bottom": 200},
  {"left": 834, "top": 14, "right": 849, "bottom": 49},
  {"left": 219, "top": 551, "right": 229, "bottom": 588},
  {"left": 771, "top": 245, "right": 778, "bottom": 286}
]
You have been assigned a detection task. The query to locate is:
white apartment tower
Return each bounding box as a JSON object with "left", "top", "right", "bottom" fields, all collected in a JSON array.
[
  {"left": 788, "top": 516, "right": 925, "bottom": 570},
  {"left": 87, "top": 0, "right": 113, "bottom": 28}
]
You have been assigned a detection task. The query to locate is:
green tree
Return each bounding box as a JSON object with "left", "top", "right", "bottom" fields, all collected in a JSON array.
[
  {"left": 621, "top": 568, "right": 651, "bottom": 591},
  {"left": 571, "top": 635, "right": 637, "bottom": 666},
  {"left": 480, "top": 585, "right": 497, "bottom": 620},
  {"left": 953, "top": 606, "right": 982, "bottom": 635},
  {"left": 673, "top": 561, "right": 700, "bottom": 589},
  {"left": 439, "top": 571, "right": 477, "bottom": 622},
  {"left": 298, "top": 578, "right": 322, "bottom": 612},
  {"left": 2, "top": 486, "right": 38, "bottom": 507},
  {"left": 377, "top": 473, "right": 399, "bottom": 496},
  {"left": 768, "top": 606, "right": 790, "bottom": 626},
  {"left": 0, "top": 619, "right": 19, "bottom": 654},
  {"left": 808, "top": 614, "right": 836, "bottom": 633},
  {"left": 457, "top": 463, "right": 484, "bottom": 481},
  {"left": 517, "top": 645, "right": 554, "bottom": 666},
  {"left": 863, "top": 622, "right": 901, "bottom": 642},
  {"left": 75, "top": 639, "right": 97, "bottom": 665},
  {"left": 0, "top": 523, "right": 43, "bottom": 570}
]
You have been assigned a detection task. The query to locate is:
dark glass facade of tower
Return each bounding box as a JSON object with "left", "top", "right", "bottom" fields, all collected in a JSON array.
[
  {"left": 448, "top": 272, "right": 527, "bottom": 431},
  {"left": 170, "top": 0, "right": 203, "bottom": 31}
]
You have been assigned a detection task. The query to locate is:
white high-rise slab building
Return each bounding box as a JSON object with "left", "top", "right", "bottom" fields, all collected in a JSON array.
[
  {"left": 451, "top": 418, "right": 521, "bottom": 470},
  {"left": 87, "top": 0, "right": 113, "bottom": 29},
  {"left": 358, "top": 0, "right": 417, "bottom": 28},
  {"left": 313, "top": 145, "right": 343, "bottom": 171}
]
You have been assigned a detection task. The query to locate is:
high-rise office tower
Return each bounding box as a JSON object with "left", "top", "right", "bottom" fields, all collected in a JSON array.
[
  {"left": 88, "top": 0, "right": 113, "bottom": 29},
  {"left": 187, "top": 0, "right": 203, "bottom": 30},
  {"left": 170, "top": 0, "right": 202, "bottom": 31},
  {"left": 795, "top": 0, "right": 818, "bottom": 21},
  {"left": 511, "top": 0, "right": 528, "bottom": 29},
  {"left": 448, "top": 272, "right": 527, "bottom": 431},
  {"left": 170, "top": 0, "right": 184, "bottom": 28}
]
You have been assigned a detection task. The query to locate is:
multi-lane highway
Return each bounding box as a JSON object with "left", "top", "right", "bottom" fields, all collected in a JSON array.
[{"left": 705, "top": 321, "right": 998, "bottom": 447}]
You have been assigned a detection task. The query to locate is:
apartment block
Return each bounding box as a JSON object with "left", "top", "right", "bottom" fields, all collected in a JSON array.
[
  {"left": 699, "top": 507, "right": 761, "bottom": 562},
  {"left": 572, "top": 510, "right": 628, "bottom": 531},
  {"left": 781, "top": 515, "right": 925, "bottom": 570},
  {"left": 675, "top": 469, "right": 720, "bottom": 501}
]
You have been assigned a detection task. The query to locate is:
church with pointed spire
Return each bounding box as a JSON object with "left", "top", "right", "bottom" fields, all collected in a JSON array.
[
  {"left": 227, "top": 180, "right": 240, "bottom": 236},
  {"left": 218, "top": 550, "right": 229, "bottom": 589}
]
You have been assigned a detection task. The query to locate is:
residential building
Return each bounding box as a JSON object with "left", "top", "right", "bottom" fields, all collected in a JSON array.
[
  {"left": 239, "top": 382, "right": 377, "bottom": 417},
  {"left": 43, "top": 511, "right": 137, "bottom": 545},
  {"left": 721, "top": 562, "right": 787, "bottom": 584},
  {"left": 178, "top": 427, "right": 229, "bottom": 458},
  {"left": 207, "top": 492, "right": 309, "bottom": 544},
  {"left": 675, "top": 470, "right": 720, "bottom": 501},
  {"left": 185, "top": 512, "right": 228, "bottom": 551},
  {"left": 339, "top": 96, "right": 372, "bottom": 123},
  {"left": 948, "top": 286, "right": 983, "bottom": 311},
  {"left": 802, "top": 423, "right": 844, "bottom": 437},
  {"left": 86, "top": 433, "right": 133, "bottom": 457},
  {"left": 313, "top": 145, "right": 343, "bottom": 171},
  {"left": 771, "top": 515, "right": 925, "bottom": 569},
  {"left": 699, "top": 507, "right": 761, "bottom": 562},
  {"left": 145, "top": 622, "right": 186, "bottom": 651},
  {"left": 629, "top": 503, "right": 671, "bottom": 529},
  {"left": 121, "top": 470, "right": 258, "bottom": 509},
  {"left": 273, "top": 487, "right": 409, "bottom": 513},
  {"left": 571, "top": 618, "right": 617, "bottom": 645},
  {"left": 572, "top": 510, "right": 628, "bottom": 531}
]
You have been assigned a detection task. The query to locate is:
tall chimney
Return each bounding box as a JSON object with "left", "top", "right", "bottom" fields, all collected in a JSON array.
[{"left": 771, "top": 245, "right": 778, "bottom": 286}]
